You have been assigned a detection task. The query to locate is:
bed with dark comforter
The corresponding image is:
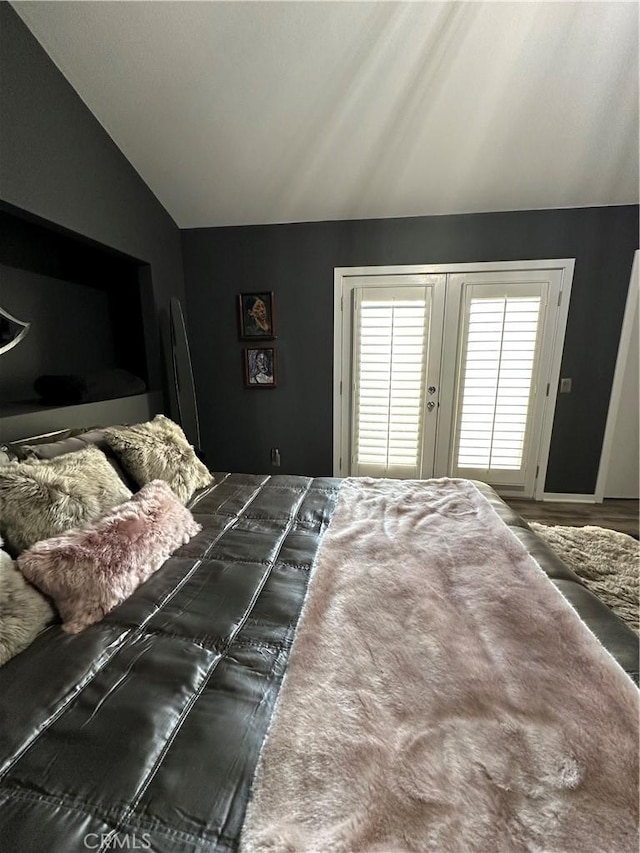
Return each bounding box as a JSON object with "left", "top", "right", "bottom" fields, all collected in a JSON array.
[{"left": 0, "top": 461, "right": 637, "bottom": 851}]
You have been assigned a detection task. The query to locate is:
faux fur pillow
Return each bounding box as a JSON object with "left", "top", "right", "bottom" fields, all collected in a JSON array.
[
  {"left": 104, "top": 414, "right": 213, "bottom": 503},
  {"left": 18, "top": 480, "right": 202, "bottom": 634},
  {"left": 0, "top": 540, "right": 54, "bottom": 665},
  {"left": 0, "top": 446, "right": 132, "bottom": 554}
]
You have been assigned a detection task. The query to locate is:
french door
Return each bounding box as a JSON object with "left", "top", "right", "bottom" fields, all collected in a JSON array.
[
  {"left": 334, "top": 262, "right": 573, "bottom": 497},
  {"left": 345, "top": 274, "right": 445, "bottom": 478}
]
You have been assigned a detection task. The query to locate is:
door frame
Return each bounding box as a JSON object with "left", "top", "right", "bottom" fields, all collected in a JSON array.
[
  {"left": 334, "top": 259, "right": 575, "bottom": 498},
  {"left": 595, "top": 249, "right": 639, "bottom": 502}
]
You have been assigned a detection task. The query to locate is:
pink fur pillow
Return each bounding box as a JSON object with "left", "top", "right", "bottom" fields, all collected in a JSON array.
[{"left": 17, "top": 480, "right": 201, "bottom": 634}]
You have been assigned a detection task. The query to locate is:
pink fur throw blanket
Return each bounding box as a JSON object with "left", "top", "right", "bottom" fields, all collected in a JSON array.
[
  {"left": 241, "top": 478, "right": 639, "bottom": 853},
  {"left": 18, "top": 480, "right": 201, "bottom": 634}
]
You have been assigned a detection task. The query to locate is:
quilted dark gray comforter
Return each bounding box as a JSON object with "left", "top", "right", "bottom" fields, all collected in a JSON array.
[
  {"left": 0, "top": 473, "right": 636, "bottom": 852},
  {"left": 0, "top": 474, "right": 340, "bottom": 852}
]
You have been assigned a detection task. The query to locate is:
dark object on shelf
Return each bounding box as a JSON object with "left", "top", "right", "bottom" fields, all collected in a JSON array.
[
  {"left": 34, "top": 369, "right": 146, "bottom": 406},
  {"left": 33, "top": 375, "right": 86, "bottom": 405}
]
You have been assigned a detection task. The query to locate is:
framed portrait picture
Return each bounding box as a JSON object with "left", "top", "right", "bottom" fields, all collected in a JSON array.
[
  {"left": 238, "top": 292, "right": 275, "bottom": 339},
  {"left": 244, "top": 347, "right": 277, "bottom": 388}
]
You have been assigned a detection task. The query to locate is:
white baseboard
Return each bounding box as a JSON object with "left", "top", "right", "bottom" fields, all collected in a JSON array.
[{"left": 542, "top": 493, "right": 597, "bottom": 504}]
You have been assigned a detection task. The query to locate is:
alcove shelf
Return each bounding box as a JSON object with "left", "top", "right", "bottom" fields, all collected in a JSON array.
[
  {"left": 0, "top": 392, "right": 163, "bottom": 444},
  {"left": 0, "top": 201, "right": 160, "bottom": 440}
]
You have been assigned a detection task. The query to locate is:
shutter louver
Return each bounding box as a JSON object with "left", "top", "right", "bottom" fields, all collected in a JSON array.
[
  {"left": 454, "top": 293, "right": 542, "bottom": 479},
  {"left": 353, "top": 288, "right": 428, "bottom": 478}
]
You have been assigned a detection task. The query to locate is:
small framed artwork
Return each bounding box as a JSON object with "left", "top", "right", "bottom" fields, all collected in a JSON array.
[
  {"left": 244, "top": 347, "right": 277, "bottom": 388},
  {"left": 238, "top": 291, "right": 275, "bottom": 339}
]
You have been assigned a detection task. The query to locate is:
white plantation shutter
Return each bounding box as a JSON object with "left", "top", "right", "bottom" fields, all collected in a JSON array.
[
  {"left": 452, "top": 283, "right": 546, "bottom": 485},
  {"left": 352, "top": 286, "right": 429, "bottom": 478}
]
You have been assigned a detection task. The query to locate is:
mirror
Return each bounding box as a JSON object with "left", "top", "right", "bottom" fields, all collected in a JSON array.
[{"left": 0, "top": 306, "right": 30, "bottom": 354}]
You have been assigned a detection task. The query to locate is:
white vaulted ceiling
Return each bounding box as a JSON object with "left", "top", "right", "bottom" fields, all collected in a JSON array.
[{"left": 12, "top": 1, "right": 639, "bottom": 228}]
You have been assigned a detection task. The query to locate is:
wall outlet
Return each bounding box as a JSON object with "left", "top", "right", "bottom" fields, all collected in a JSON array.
[
  {"left": 270, "top": 448, "right": 281, "bottom": 467},
  {"left": 559, "top": 377, "right": 572, "bottom": 393}
]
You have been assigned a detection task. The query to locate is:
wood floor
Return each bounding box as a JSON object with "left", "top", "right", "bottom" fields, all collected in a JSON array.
[{"left": 504, "top": 498, "right": 639, "bottom": 538}]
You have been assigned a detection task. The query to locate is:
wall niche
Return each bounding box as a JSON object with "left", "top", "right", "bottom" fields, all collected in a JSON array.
[{"left": 0, "top": 202, "right": 159, "bottom": 437}]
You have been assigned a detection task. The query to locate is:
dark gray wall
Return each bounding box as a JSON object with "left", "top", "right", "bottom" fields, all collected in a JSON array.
[
  {"left": 0, "top": 3, "right": 185, "bottom": 392},
  {"left": 0, "top": 265, "right": 115, "bottom": 401},
  {"left": 182, "top": 206, "right": 639, "bottom": 493},
  {"left": 2, "top": 4, "right": 636, "bottom": 491}
]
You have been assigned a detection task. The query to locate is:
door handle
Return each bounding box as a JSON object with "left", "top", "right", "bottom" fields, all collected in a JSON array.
[{"left": 427, "top": 401, "right": 435, "bottom": 412}]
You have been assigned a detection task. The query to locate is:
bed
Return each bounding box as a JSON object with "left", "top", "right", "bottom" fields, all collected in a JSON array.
[{"left": 0, "top": 424, "right": 637, "bottom": 852}]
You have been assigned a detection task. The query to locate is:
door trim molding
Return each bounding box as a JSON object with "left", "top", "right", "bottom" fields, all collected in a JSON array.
[
  {"left": 332, "top": 268, "right": 344, "bottom": 477},
  {"left": 334, "top": 259, "right": 576, "bottom": 483},
  {"left": 336, "top": 261, "right": 574, "bottom": 276},
  {"left": 542, "top": 493, "right": 597, "bottom": 503},
  {"left": 530, "top": 260, "right": 575, "bottom": 499},
  {"left": 595, "top": 249, "right": 639, "bottom": 503}
]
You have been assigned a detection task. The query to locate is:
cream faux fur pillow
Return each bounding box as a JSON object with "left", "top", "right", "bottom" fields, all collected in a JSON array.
[
  {"left": 0, "top": 540, "right": 54, "bottom": 665},
  {"left": 104, "top": 415, "right": 213, "bottom": 504},
  {"left": 0, "top": 445, "right": 132, "bottom": 554}
]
